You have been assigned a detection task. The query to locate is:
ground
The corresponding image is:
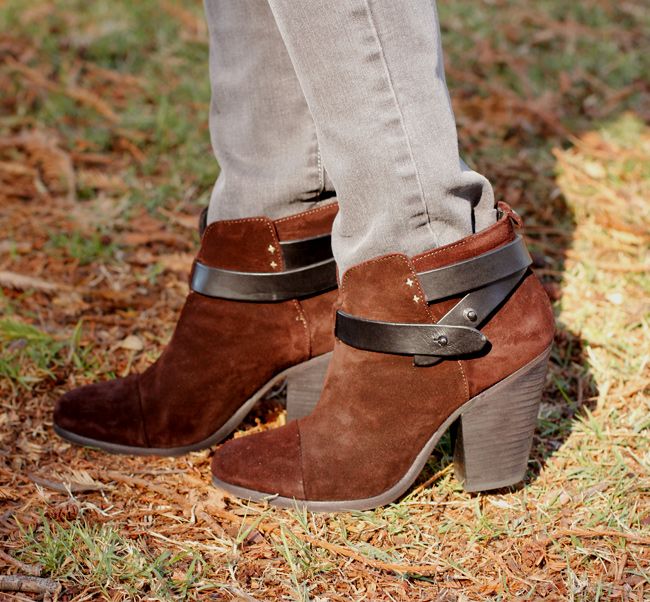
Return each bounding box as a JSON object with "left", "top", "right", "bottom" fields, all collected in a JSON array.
[{"left": 0, "top": 1, "right": 648, "bottom": 600}]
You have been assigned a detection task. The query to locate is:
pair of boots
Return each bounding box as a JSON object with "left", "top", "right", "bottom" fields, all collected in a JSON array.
[{"left": 54, "top": 201, "right": 554, "bottom": 511}]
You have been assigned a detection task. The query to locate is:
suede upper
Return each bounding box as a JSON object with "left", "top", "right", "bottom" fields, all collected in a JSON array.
[
  {"left": 54, "top": 203, "right": 338, "bottom": 450},
  {"left": 211, "top": 205, "right": 555, "bottom": 501}
]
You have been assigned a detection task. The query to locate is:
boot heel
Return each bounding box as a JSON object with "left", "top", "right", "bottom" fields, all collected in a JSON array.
[
  {"left": 285, "top": 352, "right": 332, "bottom": 421},
  {"left": 453, "top": 347, "right": 551, "bottom": 492}
]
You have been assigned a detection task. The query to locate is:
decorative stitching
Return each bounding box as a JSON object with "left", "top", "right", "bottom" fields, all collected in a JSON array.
[
  {"left": 415, "top": 213, "right": 511, "bottom": 263},
  {"left": 341, "top": 254, "right": 469, "bottom": 397},
  {"left": 411, "top": 254, "right": 470, "bottom": 397},
  {"left": 340, "top": 253, "right": 406, "bottom": 296},
  {"left": 200, "top": 216, "right": 282, "bottom": 270},
  {"left": 457, "top": 358, "right": 470, "bottom": 402},
  {"left": 274, "top": 201, "right": 338, "bottom": 223},
  {"left": 340, "top": 253, "right": 436, "bottom": 322},
  {"left": 266, "top": 219, "right": 283, "bottom": 270},
  {"left": 405, "top": 259, "right": 436, "bottom": 323},
  {"left": 202, "top": 215, "right": 272, "bottom": 232},
  {"left": 203, "top": 199, "right": 338, "bottom": 231},
  {"left": 415, "top": 238, "right": 471, "bottom": 262},
  {"left": 292, "top": 299, "right": 311, "bottom": 360}
]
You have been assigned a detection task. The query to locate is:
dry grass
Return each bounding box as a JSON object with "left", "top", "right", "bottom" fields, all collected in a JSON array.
[{"left": 0, "top": 0, "right": 648, "bottom": 600}]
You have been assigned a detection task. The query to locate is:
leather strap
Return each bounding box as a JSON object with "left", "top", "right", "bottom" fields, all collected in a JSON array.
[
  {"left": 414, "top": 268, "right": 527, "bottom": 366},
  {"left": 336, "top": 235, "right": 532, "bottom": 363},
  {"left": 280, "top": 234, "right": 332, "bottom": 270},
  {"left": 193, "top": 223, "right": 336, "bottom": 302},
  {"left": 199, "top": 207, "right": 331, "bottom": 271},
  {"left": 191, "top": 256, "right": 336, "bottom": 302},
  {"left": 335, "top": 311, "right": 488, "bottom": 357},
  {"left": 417, "top": 235, "right": 531, "bottom": 301}
]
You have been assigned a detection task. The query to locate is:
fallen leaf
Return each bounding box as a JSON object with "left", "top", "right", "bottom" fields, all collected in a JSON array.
[
  {"left": 157, "top": 253, "right": 193, "bottom": 273},
  {"left": 0, "top": 270, "right": 68, "bottom": 292}
]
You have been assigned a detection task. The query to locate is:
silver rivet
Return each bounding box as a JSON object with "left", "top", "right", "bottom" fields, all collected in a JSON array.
[
  {"left": 464, "top": 308, "right": 478, "bottom": 322},
  {"left": 436, "top": 335, "right": 448, "bottom": 347}
]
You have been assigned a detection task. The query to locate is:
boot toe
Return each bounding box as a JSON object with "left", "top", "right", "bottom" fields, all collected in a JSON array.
[
  {"left": 54, "top": 374, "right": 148, "bottom": 448},
  {"left": 211, "top": 421, "right": 305, "bottom": 500}
]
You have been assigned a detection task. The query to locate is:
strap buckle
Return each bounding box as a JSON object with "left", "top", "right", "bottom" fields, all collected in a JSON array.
[
  {"left": 335, "top": 234, "right": 532, "bottom": 364},
  {"left": 335, "top": 311, "right": 488, "bottom": 358}
]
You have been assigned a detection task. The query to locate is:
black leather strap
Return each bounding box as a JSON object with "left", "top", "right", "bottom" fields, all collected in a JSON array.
[
  {"left": 414, "top": 268, "right": 527, "bottom": 366},
  {"left": 336, "top": 235, "right": 532, "bottom": 363},
  {"left": 197, "top": 208, "right": 332, "bottom": 269},
  {"left": 198, "top": 207, "right": 332, "bottom": 270},
  {"left": 280, "top": 234, "right": 332, "bottom": 270},
  {"left": 418, "top": 235, "right": 531, "bottom": 301},
  {"left": 335, "top": 311, "right": 488, "bottom": 357},
  {"left": 193, "top": 223, "right": 336, "bottom": 302},
  {"left": 191, "top": 257, "right": 336, "bottom": 302}
]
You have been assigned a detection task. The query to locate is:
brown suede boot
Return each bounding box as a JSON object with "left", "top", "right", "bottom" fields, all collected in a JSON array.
[
  {"left": 54, "top": 203, "right": 339, "bottom": 455},
  {"left": 211, "top": 203, "right": 555, "bottom": 510}
]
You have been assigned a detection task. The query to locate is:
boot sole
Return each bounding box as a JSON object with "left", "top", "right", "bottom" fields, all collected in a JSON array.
[
  {"left": 53, "top": 352, "right": 333, "bottom": 457},
  {"left": 211, "top": 347, "right": 551, "bottom": 511}
]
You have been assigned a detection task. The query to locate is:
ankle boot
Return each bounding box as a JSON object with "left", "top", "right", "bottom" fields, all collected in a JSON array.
[
  {"left": 211, "top": 203, "right": 555, "bottom": 510},
  {"left": 54, "top": 203, "right": 339, "bottom": 455}
]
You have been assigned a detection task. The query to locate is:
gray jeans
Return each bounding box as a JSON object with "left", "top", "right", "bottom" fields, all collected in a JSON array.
[{"left": 204, "top": 0, "right": 495, "bottom": 274}]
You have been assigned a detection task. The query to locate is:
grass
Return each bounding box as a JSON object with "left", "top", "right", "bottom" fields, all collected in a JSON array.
[
  {"left": 20, "top": 516, "right": 218, "bottom": 600},
  {"left": 0, "top": 318, "right": 87, "bottom": 390},
  {"left": 46, "top": 230, "right": 119, "bottom": 266},
  {"left": 0, "top": 0, "right": 648, "bottom": 600}
]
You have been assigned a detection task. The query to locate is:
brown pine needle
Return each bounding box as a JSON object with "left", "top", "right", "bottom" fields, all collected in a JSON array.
[{"left": 411, "top": 465, "right": 454, "bottom": 495}]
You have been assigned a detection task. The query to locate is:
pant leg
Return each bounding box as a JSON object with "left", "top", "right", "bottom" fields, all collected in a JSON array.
[
  {"left": 266, "top": 0, "right": 496, "bottom": 274},
  {"left": 203, "top": 0, "right": 334, "bottom": 223}
]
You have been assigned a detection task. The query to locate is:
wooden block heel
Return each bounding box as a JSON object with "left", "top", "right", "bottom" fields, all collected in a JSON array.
[
  {"left": 285, "top": 352, "right": 332, "bottom": 421},
  {"left": 453, "top": 346, "right": 551, "bottom": 492}
]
